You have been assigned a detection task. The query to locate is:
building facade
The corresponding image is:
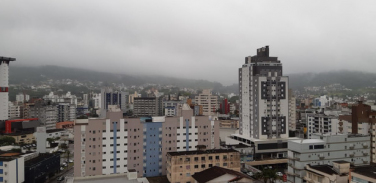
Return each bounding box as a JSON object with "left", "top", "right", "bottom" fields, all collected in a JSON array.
[
  {"left": 287, "top": 134, "right": 370, "bottom": 183},
  {"left": 57, "top": 103, "right": 76, "bottom": 122},
  {"left": 0, "top": 152, "right": 25, "bottom": 183},
  {"left": 24, "top": 153, "right": 60, "bottom": 183},
  {"left": 306, "top": 113, "right": 341, "bottom": 138},
  {"left": 16, "top": 93, "right": 30, "bottom": 103},
  {"left": 166, "top": 149, "right": 240, "bottom": 183},
  {"left": 238, "top": 46, "right": 289, "bottom": 140},
  {"left": 195, "top": 89, "right": 218, "bottom": 116},
  {"left": 43, "top": 91, "right": 78, "bottom": 106},
  {"left": 28, "top": 101, "right": 58, "bottom": 130},
  {"left": 8, "top": 102, "right": 21, "bottom": 119},
  {"left": 133, "top": 97, "right": 163, "bottom": 117},
  {"left": 288, "top": 89, "right": 296, "bottom": 131},
  {"left": 73, "top": 104, "right": 220, "bottom": 178},
  {"left": 100, "top": 88, "right": 128, "bottom": 117},
  {"left": 0, "top": 56, "right": 16, "bottom": 121}
]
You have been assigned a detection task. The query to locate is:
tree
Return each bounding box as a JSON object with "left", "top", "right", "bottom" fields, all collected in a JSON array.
[
  {"left": 46, "top": 138, "right": 55, "bottom": 147},
  {"left": 254, "top": 168, "right": 279, "bottom": 183},
  {"left": 0, "top": 136, "right": 15, "bottom": 145}
]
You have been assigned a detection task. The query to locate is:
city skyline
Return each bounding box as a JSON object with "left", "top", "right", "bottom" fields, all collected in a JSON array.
[{"left": 1, "top": 1, "right": 376, "bottom": 85}]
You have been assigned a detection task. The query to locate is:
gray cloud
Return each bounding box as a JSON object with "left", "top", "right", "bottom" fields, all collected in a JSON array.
[{"left": 1, "top": 0, "right": 375, "bottom": 85}]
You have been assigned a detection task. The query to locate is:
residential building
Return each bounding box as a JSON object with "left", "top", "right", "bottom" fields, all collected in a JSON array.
[
  {"left": 163, "top": 100, "right": 183, "bottom": 117},
  {"left": 287, "top": 134, "right": 370, "bottom": 183},
  {"left": 100, "top": 88, "right": 128, "bottom": 117},
  {"left": 16, "top": 93, "right": 30, "bottom": 103},
  {"left": 313, "top": 95, "right": 332, "bottom": 108},
  {"left": 226, "top": 46, "right": 294, "bottom": 161},
  {"left": 73, "top": 104, "right": 220, "bottom": 178},
  {"left": 192, "top": 166, "right": 254, "bottom": 183},
  {"left": 338, "top": 101, "right": 376, "bottom": 163},
  {"left": 306, "top": 113, "right": 342, "bottom": 138},
  {"left": 166, "top": 149, "right": 241, "bottom": 183},
  {"left": 220, "top": 98, "right": 229, "bottom": 114},
  {"left": 0, "top": 152, "right": 25, "bottom": 183},
  {"left": 238, "top": 46, "right": 289, "bottom": 140},
  {"left": 195, "top": 89, "right": 218, "bottom": 116},
  {"left": 128, "top": 91, "right": 140, "bottom": 104},
  {"left": 24, "top": 153, "right": 60, "bottom": 183},
  {"left": 92, "top": 93, "right": 101, "bottom": 109},
  {"left": 0, "top": 56, "right": 16, "bottom": 121},
  {"left": 304, "top": 161, "right": 350, "bottom": 183},
  {"left": 8, "top": 101, "right": 20, "bottom": 119},
  {"left": 57, "top": 103, "right": 76, "bottom": 122},
  {"left": 133, "top": 97, "right": 163, "bottom": 117},
  {"left": 28, "top": 100, "right": 58, "bottom": 130},
  {"left": 43, "top": 91, "right": 78, "bottom": 106},
  {"left": 288, "top": 89, "right": 296, "bottom": 131}
]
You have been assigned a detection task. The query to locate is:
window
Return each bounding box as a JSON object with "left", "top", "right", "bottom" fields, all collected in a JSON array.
[
  {"left": 223, "top": 163, "right": 227, "bottom": 166},
  {"left": 186, "top": 173, "right": 190, "bottom": 177},
  {"left": 201, "top": 164, "right": 205, "bottom": 168}
]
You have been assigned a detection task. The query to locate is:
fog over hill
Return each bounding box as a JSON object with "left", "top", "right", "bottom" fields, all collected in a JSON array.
[{"left": 9, "top": 65, "right": 376, "bottom": 94}]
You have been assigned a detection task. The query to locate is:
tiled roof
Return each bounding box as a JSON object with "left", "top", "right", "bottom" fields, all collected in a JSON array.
[{"left": 192, "top": 166, "right": 252, "bottom": 183}]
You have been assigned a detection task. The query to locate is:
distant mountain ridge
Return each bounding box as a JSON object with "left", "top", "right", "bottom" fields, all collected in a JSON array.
[
  {"left": 9, "top": 65, "right": 376, "bottom": 93},
  {"left": 9, "top": 65, "right": 239, "bottom": 94}
]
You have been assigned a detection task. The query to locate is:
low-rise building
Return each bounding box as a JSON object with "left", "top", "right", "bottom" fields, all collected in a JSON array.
[
  {"left": 351, "top": 165, "right": 376, "bottom": 183},
  {"left": 288, "top": 134, "right": 370, "bottom": 183},
  {"left": 166, "top": 149, "right": 240, "bottom": 183},
  {"left": 6, "top": 132, "right": 35, "bottom": 144},
  {"left": 56, "top": 121, "right": 74, "bottom": 129},
  {"left": 24, "top": 153, "right": 60, "bottom": 183},
  {"left": 304, "top": 161, "right": 350, "bottom": 183},
  {"left": 192, "top": 166, "right": 254, "bottom": 183}
]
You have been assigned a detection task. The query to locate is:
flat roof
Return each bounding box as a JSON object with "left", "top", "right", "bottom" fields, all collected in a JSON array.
[
  {"left": 167, "top": 149, "right": 238, "bottom": 156},
  {"left": 0, "top": 152, "right": 21, "bottom": 157},
  {"left": 352, "top": 165, "right": 376, "bottom": 180},
  {"left": 245, "top": 159, "right": 288, "bottom": 166},
  {"left": 73, "top": 175, "right": 141, "bottom": 183},
  {"left": 290, "top": 139, "right": 324, "bottom": 144},
  {"left": 46, "top": 129, "right": 66, "bottom": 133},
  {"left": 333, "top": 160, "right": 350, "bottom": 164},
  {"left": 308, "top": 164, "right": 338, "bottom": 175},
  {"left": 0, "top": 56, "right": 16, "bottom": 61}
]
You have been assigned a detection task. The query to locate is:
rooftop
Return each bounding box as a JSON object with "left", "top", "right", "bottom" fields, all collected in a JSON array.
[
  {"left": 290, "top": 139, "right": 324, "bottom": 144},
  {"left": 0, "top": 56, "right": 16, "bottom": 61},
  {"left": 308, "top": 164, "right": 338, "bottom": 175},
  {"left": 167, "top": 149, "right": 239, "bottom": 156},
  {"left": 333, "top": 160, "right": 350, "bottom": 164},
  {"left": 192, "top": 166, "right": 253, "bottom": 183},
  {"left": 73, "top": 174, "right": 144, "bottom": 183},
  {"left": 25, "top": 153, "right": 59, "bottom": 166},
  {"left": 352, "top": 165, "right": 376, "bottom": 180},
  {"left": 46, "top": 129, "right": 66, "bottom": 133}
]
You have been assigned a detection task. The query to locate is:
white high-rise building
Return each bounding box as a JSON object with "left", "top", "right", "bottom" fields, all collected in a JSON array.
[
  {"left": 16, "top": 93, "right": 30, "bottom": 103},
  {"left": 238, "top": 46, "right": 289, "bottom": 140},
  {"left": 0, "top": 57, "right": 16, "bottom": 121}
]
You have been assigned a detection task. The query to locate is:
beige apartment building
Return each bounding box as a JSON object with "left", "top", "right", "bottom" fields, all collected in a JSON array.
[
  {"left": 166, "top": 149, "right": 240, "bottom": 183},
  {"left": 195, "top": 89, "right": 218, "bottom": 116}
]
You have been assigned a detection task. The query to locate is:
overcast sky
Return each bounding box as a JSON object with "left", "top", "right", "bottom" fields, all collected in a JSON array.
[{"left": 1, "top": 1, "right": 375, "bottom": 85}]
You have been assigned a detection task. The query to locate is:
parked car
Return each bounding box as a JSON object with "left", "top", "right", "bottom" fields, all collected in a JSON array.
[
  {"left": 69, "top": 159, "right": 73, "bottom": 163},
  {"left": 57, "top": 176, "right": 65, "bottom": 182},
  {"left": 276, "top": 172, "right": 283, "bottom": 177},
  {"left": 62, "top": 163, "right": 67, "bottom": 167}
]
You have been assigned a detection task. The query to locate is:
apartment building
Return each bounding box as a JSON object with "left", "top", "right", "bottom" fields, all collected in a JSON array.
[
  {"left": 133, "top": 97, "right": 163, "bottom": 117},
  {"left": 100, "top": 88, "right": 128, "bottom": 117},
  {"left": 163, "top": 100, "right": 183, "bottom": 117},
  {"left": 73, "top": 104, "right": 220, "bottom": 178},
  {"left": 8, "top": 101, "right": 20, "bottom": 119},
  {"left": 16, "top": 93, "right": 30, "bottom": 103},
  {"left": 28, "top": 101, "right": 58, "bottom": 130},
  {"left": 43, "top": 91, "right": 78, "bottom": 106},
  {"left": 0, "top": 56, "right": 16, "bottom": 121},
  {"left": 287, "top": 134, "right": 370, "bottom": 183},
  {"left": 0, "top": 152, "right": 25, "bottom": 183},
  {"left": 166, "top": 149, "right": 240, "bottom": 183},
  {"left": 306, "top": 113, "right": 342, "bottom": 138},
  {"left": 57, "top": 103, "right": 76, "bottom": 122},
  {"left": 6, "top": 132, "right": 36, "bottom": 144},
  {"left": 288, "top": 89, "right": 296, "bottom": 131},
  {"left": 195, "top": 89, "right": 218, "bottom": 116}
]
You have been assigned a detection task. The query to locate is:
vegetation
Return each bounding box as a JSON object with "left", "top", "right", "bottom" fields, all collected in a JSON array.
[
  {"left": 0, "top": 136, "right": 15, "bottom": 146},
  {"left": 253, "top": 168, "right": 279, "bottom": 183}
]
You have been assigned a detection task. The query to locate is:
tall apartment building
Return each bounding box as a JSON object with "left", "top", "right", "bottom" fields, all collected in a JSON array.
[
  {"left": 92, "top": 93, "right": 101, "bottom": 109},
  {"left": 28, "top": 100, "right": 58, "bottom": 130},
  {"left": 8, "top": 101, "right": 20, "bottom": 119},
  {"left": 166, "top": 149, "right": 241, "bottom": 183},
  {"left": 287, "top": 134, "right": 370, "bottom": 183},
  {"left": 100, "top": 88, "right": 128, "bottom": 117},
  {"left": 195, "top": 89, "right": 218, "bottom": 116},
  {"left": 238, "top": 46, "right": 289, "bottom": 140},
  {"left": 73, "top": 104, "right": 220, "bottom": 178},
  {"left": 57, "top": 103, "right": 76, "bottom": 122},
  {"left": 306, "top": 113, "right": 342, "bottom": 138},
  {"left": 288, "top": 89, "right": 296, "bottom": 131},
  {"left": 133, "top": 97, "right": 163, "bottom": 117},
  {"left": 0, "top": 56, "right": 16, "bottom": 121}
]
